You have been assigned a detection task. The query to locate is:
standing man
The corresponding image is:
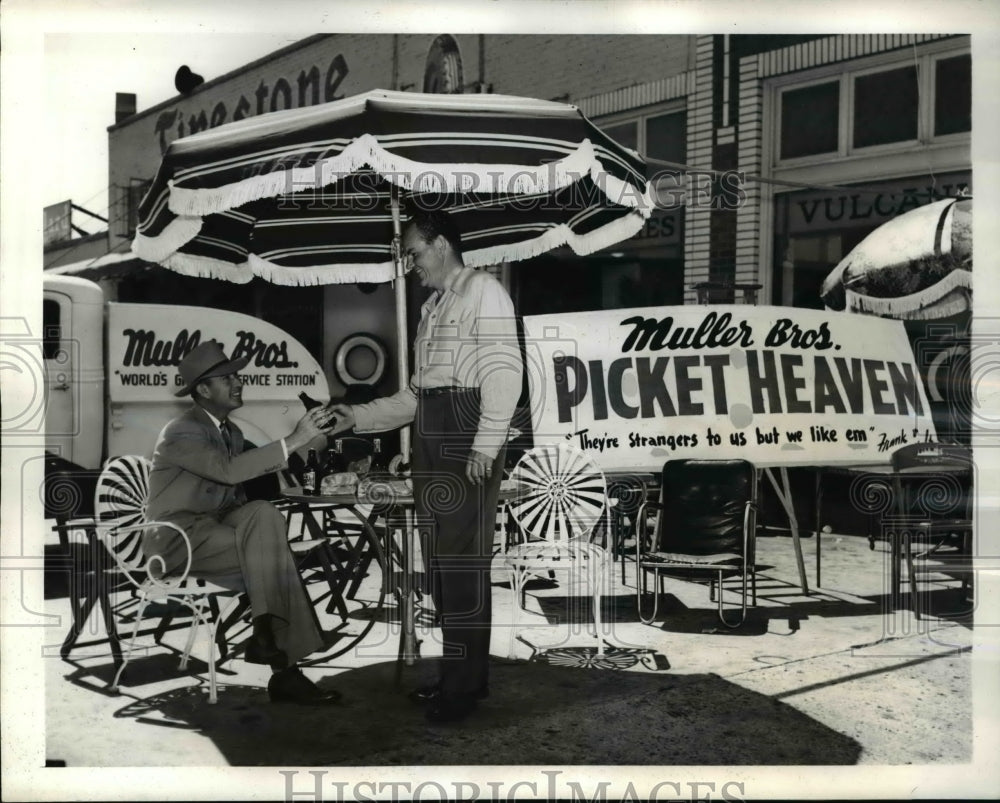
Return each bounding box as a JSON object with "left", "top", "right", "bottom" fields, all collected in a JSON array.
[
  {"left": 147, "top": 340, "right": 339, "bottom": 705},
  {"left": 330, "top": 209, "right": 523, "bottom": 723}
]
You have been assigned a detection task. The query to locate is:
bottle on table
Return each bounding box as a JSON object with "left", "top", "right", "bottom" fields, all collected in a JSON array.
[
  {"left": 302, "top": 448, "right": 319, "bottom": 495},
  {"left": 319, "top": 448, "right": 338, "bottom": 489}
]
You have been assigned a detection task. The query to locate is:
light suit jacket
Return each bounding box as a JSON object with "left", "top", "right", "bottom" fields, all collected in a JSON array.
[{"left": 146, "top": 404, "right": 286, "bottom": 535}]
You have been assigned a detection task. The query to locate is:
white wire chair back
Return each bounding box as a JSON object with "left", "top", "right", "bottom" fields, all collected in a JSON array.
[
  {"left": 506, "top": 441, "right": 609, "bottom": 547},
  {"left": 92, "top": 454, "right": 240, "bottom": 703},
  {"left": 502, "top": 441, "right": 613, "bottom": 657},
  {"left": 93, "top": 455, "right": 193, "bottom": 594}
]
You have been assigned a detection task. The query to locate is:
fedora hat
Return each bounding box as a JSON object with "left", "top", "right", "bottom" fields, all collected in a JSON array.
[{"left": 174, "top": 340, "right": 250, "bottom": 397}]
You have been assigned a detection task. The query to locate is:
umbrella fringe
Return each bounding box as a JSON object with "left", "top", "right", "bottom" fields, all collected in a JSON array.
[
  {"left": 167, "top": 133, "right": 653, "bottom": 218},
  {"left": 568, "top": 210, "right": 649, "bottom": 254},
  {"left": 845, "top": 269, "right": 972, "bottom": 319},
  {"left": 132, "top": 216, "right": 204, "bottom": 263},
  {"left": 159, "top": 251, "right": 255, "bottom": 284},
  {"left": 249, "top": 253, "right": 397, "bottom": 286},
  {"left": 140, "top": 210, "right": 648, "bottom": 284},
  {"left": 464, "top": 212, "right": 647, "bottom": 267}
]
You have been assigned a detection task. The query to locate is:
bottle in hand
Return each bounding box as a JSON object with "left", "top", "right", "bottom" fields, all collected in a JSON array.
[
  {"left": 302, "top": 448, "right": 320, "bottom": 495},
  {"left": 299, "top": 391, "right": 336, "bottom": 432},
  {"left": 299, "top": 391, "right": 324, "bottom": 411}
]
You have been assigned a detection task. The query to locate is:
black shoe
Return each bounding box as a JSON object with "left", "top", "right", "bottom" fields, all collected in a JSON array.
[
  {"left": 425, "top": 695, "right": 478, "bottom": 724},
  {"left": 268, "top": 667, "right": 342, "bottom": 706},
  {"left": 409, "top": 683, "right": 489, "bottom": 704}
]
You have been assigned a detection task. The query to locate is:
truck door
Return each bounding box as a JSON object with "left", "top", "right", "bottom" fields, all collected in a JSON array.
[
  {"left": 43, "top": 276, "right": 104, "bottom": 470},
  {"left": 43, "top": 294, "right": 76, "bottom": 463}
]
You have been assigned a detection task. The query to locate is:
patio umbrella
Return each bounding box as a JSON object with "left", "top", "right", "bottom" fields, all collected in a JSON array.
[
  {"left": 132, "top": 89, "right": 653, "bottom": 455},
  {"left": 819, "top": 196, "right": 972, "bottom": 320}
]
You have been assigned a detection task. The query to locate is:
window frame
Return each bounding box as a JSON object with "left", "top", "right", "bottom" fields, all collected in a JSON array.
[
  {"left": 771, "top": 40, "right": 970, "bottom": 170},
  {"left": 776, "top": 74, "right": 845, "bottom": 162},
  {"left": 595, "top": 99, "right": 688, "bottom": 166},
  {"left": 43, "top": 297, "right": 63, "bottom": 361},
  {"left": 847, "top": 60, "right": 922, "bottom": 154},
  {"left": 757, "top": 37, "right": 970, "bottom": 307},
  {"left": 929, "top": 50, "right": 972, "bottom": 141}
]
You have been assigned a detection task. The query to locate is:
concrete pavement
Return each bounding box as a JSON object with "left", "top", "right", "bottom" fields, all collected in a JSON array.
[{"left": 43, "top": 522, "right": 976, "bottom": 768}]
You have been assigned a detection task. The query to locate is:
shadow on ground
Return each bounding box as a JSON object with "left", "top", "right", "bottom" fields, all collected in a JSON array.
[{"left": 110, "top": 657, "right": 862, "bottom": 766}]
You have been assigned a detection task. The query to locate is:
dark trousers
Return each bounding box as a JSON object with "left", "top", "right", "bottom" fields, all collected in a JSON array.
[{"left": 411, "top": 391, "right": 505, "bottom": 698}]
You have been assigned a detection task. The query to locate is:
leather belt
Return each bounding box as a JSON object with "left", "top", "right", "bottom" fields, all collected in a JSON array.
[{"left": 418, "top": 386, "right": 477, "bottom": 398}]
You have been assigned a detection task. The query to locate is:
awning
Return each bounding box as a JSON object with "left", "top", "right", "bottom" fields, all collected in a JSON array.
[{"left": 45, "top": 251, "right": 153, "bottom": 280}]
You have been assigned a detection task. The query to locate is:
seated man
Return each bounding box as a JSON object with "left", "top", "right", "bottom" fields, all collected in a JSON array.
[{"left": 145, "top": 340, "right": 338, "bottom": 705}]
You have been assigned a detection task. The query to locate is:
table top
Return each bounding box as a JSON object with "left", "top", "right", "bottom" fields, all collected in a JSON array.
[
  {"left": 830, "top": 462, "right": 970, "bottom": 476},
  {"left": 283, "top": 477, "right": 526, "bottom": 507},
  {"left": 283, "top": 489, "right": 362, "bottom": 505}
]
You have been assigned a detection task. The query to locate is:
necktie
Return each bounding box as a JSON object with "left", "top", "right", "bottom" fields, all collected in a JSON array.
[{"left": 220, "top": 421, "right": 233, "bottom": 456}]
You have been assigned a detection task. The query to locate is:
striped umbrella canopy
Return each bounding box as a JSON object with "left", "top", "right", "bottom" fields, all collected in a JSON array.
[
  {"left": 132, "top": 89, "right": 653, "bottom": 285},
  {"left": 820, "top": 197, "right": 972, "bottom": 320}
]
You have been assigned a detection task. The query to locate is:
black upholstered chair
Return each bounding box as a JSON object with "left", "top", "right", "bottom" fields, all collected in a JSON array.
[
  {"left": 889, "top": 443, "right": 973, "bottom": 619},
  {"left": 635, "top": 459, "right": 758, "bottom": 628}
]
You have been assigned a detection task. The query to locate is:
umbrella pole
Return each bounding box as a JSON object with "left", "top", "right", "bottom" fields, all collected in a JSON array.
[
  {"left": 391, "top": 187, "right": 420, "bottom": 666},
  {"left": 390, "top": 188, "right": 411, "bottom": 463}
]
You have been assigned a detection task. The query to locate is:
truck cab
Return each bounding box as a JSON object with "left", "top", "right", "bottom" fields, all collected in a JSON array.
[{"left": 43, "top": 276, "right": 104, "bottom": 469}]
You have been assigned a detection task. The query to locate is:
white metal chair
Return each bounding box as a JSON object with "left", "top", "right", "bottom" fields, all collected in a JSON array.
[
  {"left": 93, "top": 456, "right": 243, "bottom": 704},
  {"left": 503, "top": 442, "right": 613, "bottom": 658}
]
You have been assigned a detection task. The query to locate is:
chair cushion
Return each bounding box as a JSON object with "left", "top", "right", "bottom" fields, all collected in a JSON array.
[
  {"left": 642, "top": 550, "right": 742, "bottom": 567},
  {"left": 658, "top": 460, "right": 754, "bottom": 555}
]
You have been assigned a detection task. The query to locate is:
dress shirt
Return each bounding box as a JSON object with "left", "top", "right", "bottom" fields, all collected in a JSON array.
[{"left": 352, "top": 265, "right": 522, "bottom": 459}]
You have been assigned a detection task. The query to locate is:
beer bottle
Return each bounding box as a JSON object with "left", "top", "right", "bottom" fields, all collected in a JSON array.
[
  {"left": 299, "top": 391, "right": 324, "bottom": 411},
  {"left": 318, "top": 448, "right": 337, "bottom": 489},
  {"left": 302, "top": 449, "right": 319, "bottom": 495}
]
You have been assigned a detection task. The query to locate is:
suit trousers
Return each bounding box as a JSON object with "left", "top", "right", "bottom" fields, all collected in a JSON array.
[
  {"left": 152, "top": 500, "right": 323, "bottom": 664},
  {"left": 411, "top": 391, "right": 505, "bottom": 699}
]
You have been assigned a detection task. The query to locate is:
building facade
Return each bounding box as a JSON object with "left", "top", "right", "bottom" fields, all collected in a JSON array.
[{"left": 96, "top": 33, "right": 970, "bottom": 408}]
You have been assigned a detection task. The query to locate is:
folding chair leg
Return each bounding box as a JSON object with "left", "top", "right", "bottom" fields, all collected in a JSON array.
[
  {"left": 60, "top": 593, "right": 98, "bottom": 659},
  {"left": 346, "top": 545, "right": 375, "bottom": 600},
  {"left": 152, "top": 609, "right": 176, "bottom": 644},
  {"left": 316, "top": 544, "right": 350, "bottom": 621},
  {"left": 100, "top": 583, "right": 124, "bottom": 668}
]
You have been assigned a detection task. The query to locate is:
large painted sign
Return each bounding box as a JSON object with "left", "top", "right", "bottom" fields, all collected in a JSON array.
[
  {"left": 107, "top": 302, "right": 327, "bottom": 403},
  {"left": 522, "top": 305, "right": 937, "bottom": 470}
]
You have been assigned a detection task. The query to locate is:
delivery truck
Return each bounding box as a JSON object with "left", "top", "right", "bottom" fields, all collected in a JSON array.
[{"left": 42, "top": 274, "right": 330, "bottom": 492}]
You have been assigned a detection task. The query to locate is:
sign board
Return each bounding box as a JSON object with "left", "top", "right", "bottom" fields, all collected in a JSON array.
[
  {"left": 43, "top": 200, "right": 72, "bottom": 246},
  {"left": 107, "top": 302, "right": 328, "bottom": 403},
  {"left": 522, "top": 305, "right": 936, "bottom": 470},
  {"left": 782, "top": 171, "right": 971, "bottom": 235}
]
